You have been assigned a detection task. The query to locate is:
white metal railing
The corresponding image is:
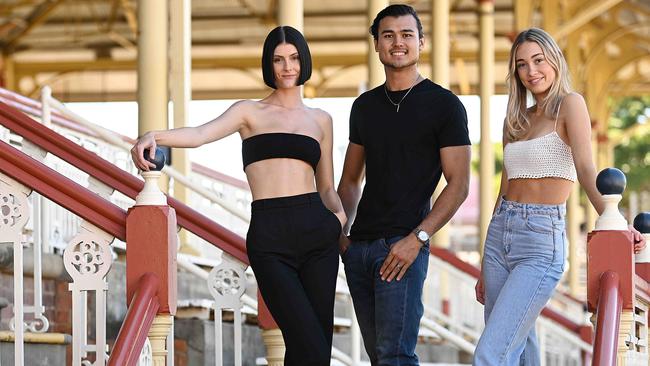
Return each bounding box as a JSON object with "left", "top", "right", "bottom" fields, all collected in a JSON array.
[
  {"left": 63, "top": 221, "right": 113, "bottom": 366},
  {"left": 0, "top": 86, "right": 255, "bottom": 365},
  {"left": 44, "top": 90, "right": 251, "bottom": 223},
  {"left": 176, "top": 254, "right": 253, "bottom": 366},
  {"left": 0, "top": 173, "right": 31, "bottom": 366},
  {"left": 0, "top": 170, "right": 117, "bottom": 366},
  {"left": 424, "top": 254, "right": 591, "bottom": 366}
]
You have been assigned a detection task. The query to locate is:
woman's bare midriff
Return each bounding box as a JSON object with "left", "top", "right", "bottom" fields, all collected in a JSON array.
[
  {"left": 245, "top": 158, "right": 318, "bottom": 200},
  {"left": 505, "top": 177, "right": 574, "bottom": 205}
]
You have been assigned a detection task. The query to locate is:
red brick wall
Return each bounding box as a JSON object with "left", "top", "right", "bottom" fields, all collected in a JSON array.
[{"left": 0, "top": 272, "right": 71, "bottom": 334}]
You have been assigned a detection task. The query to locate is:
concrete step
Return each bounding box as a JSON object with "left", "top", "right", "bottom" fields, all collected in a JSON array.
[
  {"left": 332, "top": 330, "right": 468, "bottom": 364},
  {"left": 0, "top": 332, "right": 70, "bottom": 366}
]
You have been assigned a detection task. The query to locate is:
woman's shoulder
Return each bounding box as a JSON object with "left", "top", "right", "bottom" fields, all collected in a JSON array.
[
  {"left": 309, "top": 107, "right": 332, "bottom": 121},
  {"left": 224, "top": 99, "right": 260, "bottom": 116},
  {"left": 561, "top": 92, "right": 586, "bottom": 111},
  {"left": 231, "top": 99, "right": 263, "bottom": 110},
  {"left": 308, "top": 107, "right": 333, "bottom": 132}
]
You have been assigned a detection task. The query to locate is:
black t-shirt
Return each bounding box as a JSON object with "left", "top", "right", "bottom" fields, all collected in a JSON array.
[{"left": 349, "top": 79, "right": 470, "bottom": 241}]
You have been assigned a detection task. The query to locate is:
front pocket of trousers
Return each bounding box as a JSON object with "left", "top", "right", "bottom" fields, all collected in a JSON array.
[
  {"left": 510, "top": 226, "right": 556, "bottom": 263},
  {"left": 324, "top": 208, "right": 342, "bottom": 237},
  {"left": 525, "top": 214, "right": 554, "bottom": 234}
]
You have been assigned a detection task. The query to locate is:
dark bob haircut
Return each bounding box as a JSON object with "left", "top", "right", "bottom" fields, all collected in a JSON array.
[
  {"left": 369, "top": 4, "right": 423, "bottom": 40},
  {"left": 261, "top": 26, "right": 312, "bottom": 89}
]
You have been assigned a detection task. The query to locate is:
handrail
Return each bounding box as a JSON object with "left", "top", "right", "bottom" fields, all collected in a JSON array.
[
  {"left": 0, "top": 87, "right": 101, "bottom": 139},
  {"left": 0, "top": 86, "right": 251, "bottom": 198},
  {"left": 108, "top": 272, "right": 160, "bottom": 366},
  {"left": 0, "top": 139, "right": 126, "bottom": 240},
  {"left": 592, "top": 271, "right": 622, "bottom": 366},
  {"left": 429, "top": 246, "right": 589, "bottom": 337},
  {"left": 0, "top": 87, "right": 250, "bottom": 192},
  {"left": 44, "top": 96, "right": 250, "bottom": 222},
  {"left": 0, "top": 87, "right": 251, "bottom": 221},
  {"left": 0, "top": 101, "right": 248, "bottom": 264}
]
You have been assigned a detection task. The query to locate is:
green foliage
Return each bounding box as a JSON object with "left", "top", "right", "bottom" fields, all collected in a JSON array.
[{"left": 611, "top": 96, "right": 650, "bottom": 192}]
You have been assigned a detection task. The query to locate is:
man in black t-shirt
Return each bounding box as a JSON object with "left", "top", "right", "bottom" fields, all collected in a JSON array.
[{"left": 337, "top": 4, "right": 471, "bottom": 365}]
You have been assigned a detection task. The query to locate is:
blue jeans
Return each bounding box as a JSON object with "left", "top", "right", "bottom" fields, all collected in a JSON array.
[
  {"left": 342, "top": 236, "right": 429, "bottom": 366},
  {"left": 474, "top": 199, "right": 566, "bottom": 366}
]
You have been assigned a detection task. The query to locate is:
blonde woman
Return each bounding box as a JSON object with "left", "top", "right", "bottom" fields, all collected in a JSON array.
[{"left": 473, "top": 28, "right": 645, "bottom": 365}]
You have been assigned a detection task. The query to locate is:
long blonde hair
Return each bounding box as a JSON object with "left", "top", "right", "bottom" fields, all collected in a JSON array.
[{"left": 505, "top": 28, "right": 572, "bottom": 141}]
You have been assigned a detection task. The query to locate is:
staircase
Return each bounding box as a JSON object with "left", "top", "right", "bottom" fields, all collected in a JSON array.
[{"left": 0, "top": 86, "right": 593, "bottom": 365}]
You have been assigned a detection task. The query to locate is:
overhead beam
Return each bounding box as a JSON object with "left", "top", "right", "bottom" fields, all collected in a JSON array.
[
  {"left": 1, "top": 0, "right": 63, "bottom": 52},
  {"left": 105, "top": 0, "right": 121, "bottom": 32},
  {"left": 33, "top": 83, "right": 512, "bottom": 103},
  {"left": 13, "top": 49, "right": 511, "bottom": 76},
  {"left": 514, "top": 0, "right": 535, "bottom": 32},
  {"left": 119, "top": 0, "right": 138, "bottom": 37},
  {"left": 553, "top": 0, "right": 623, "bottom": 39},
  {"left": 35, "top": 8, "right": 517, "bottom": 27}
]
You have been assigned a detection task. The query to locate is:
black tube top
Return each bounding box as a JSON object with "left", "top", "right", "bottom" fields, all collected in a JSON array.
[{"left": 242, "top": 133, "right": 321, "bottom": 170}]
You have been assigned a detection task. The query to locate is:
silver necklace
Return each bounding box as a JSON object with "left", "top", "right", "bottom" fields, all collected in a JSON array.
[{"left": 383, "top": 75, "right": 420, "bottom": 113}]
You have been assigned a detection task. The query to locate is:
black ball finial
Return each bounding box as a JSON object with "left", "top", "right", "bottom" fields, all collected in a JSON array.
[
  {"left": 596, "top": 168, "right": 626, "bottom": 195},
  {"left": 634, "top": 213, "right": 650, "bottom": 235},
  {"left": 143, "top": 147, "right": 167, "bottom": 171}
]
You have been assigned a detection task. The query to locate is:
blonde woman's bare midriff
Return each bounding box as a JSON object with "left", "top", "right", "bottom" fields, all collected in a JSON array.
[
  {"left": 245, "top": 159, "right": 317, "bottom": 200},
  {"left": 505, "top": 177, "right": 573, "bottom": 205}
]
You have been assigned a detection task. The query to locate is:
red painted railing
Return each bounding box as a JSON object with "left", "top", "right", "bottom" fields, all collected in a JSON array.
[
  {"left": 108, "top": 272, "right": 160, "bottom": 366},
  {"left": 429, "top": 247, "right": 591, "bottom": 339},
  {"left": 0, "top": 87, "right": 251, "bottom": 191},
  {"left": 591, "top": 271, "right": 622, "bottom": 366},
  {"left": 0, "top": 100, "right": 248, "bottom": 264},
  {"left": 0, "top": 139, "right": 127, "bottom": 239},
  {"left": 0, "top": 112, "right": 173, "bottom": 364}
]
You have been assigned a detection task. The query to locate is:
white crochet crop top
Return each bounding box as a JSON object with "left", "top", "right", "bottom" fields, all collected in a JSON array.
[{"left": 503, "top": 103, "right": 577, "bottom": 182}]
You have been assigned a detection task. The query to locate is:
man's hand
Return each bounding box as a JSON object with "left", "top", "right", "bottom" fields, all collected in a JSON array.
[
  {"left": 475, "top": 276, "right": 485, "bottom": 304},
  {"left": 339, "top": 235, "right": 351, "bottom": 256},
  {"left": 379, "top": 234, "right": 422, "bottom": 282}
]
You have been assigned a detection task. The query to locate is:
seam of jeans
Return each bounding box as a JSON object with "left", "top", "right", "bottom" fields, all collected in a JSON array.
[
  {"left": 498, "top": 260, "right": 554, "bottom": 365},
  {"left": 397, "top": 277, "right": 409, "bottom": 366}
]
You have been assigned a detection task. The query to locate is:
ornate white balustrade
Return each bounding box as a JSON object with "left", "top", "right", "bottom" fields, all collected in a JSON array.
[
  {"left": 208, "top": 254, "right": 248, "bottom": 366},
  {"left": 63, "top": 221, "right": 113, "bottom": 366},
  {"left": 423, "top": 253, "right": 590, "bottom": 366},
  {"left": 0, "top": 173, "right": 31, "bottom": 366}
]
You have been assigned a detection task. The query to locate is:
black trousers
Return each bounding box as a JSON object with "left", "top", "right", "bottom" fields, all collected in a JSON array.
[{"left": 247, "top": 192, "right": 341, "bottom": 366}]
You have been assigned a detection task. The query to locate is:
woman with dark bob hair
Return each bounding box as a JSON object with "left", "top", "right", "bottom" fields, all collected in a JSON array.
[{"left": 132, "top": 26, "right": 344, "bottom": 365}]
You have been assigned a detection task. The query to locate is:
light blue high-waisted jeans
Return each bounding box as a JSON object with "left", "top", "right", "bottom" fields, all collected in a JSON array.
[{"left": 473, "top": 198, "right": 566, "bottom": 366}]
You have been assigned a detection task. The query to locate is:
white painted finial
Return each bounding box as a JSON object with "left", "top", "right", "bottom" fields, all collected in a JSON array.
[
  {"left": 135, "top": 171, "right": 167, "bottom": 206},
  {"left": 594, "top": 194, "right": 628, "bottom": 231}
]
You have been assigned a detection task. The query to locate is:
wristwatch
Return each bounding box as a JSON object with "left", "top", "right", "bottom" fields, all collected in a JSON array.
[{"left": 412, "top": 228, "right": 429, "bottom": 245}]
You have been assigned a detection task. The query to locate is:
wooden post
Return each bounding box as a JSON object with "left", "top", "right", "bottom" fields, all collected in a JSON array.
[{"left": 126, "top": 165, "right": 177, "bottom": 364}]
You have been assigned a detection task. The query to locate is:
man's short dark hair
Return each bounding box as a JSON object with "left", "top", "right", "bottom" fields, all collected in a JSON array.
[
  {"left": 369, "top": 4, "right": 424, "bottom": 40},
  {"left": 261, "top": 26, "right": 312, "bottom": 89}
]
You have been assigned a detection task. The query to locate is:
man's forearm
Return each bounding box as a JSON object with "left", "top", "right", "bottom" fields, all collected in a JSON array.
[
  {"left": 338, "top": 183, "right": 362, "bottom": 235},
  {"left": 418, "top": 178, "right": 469, "bottom": 236}
]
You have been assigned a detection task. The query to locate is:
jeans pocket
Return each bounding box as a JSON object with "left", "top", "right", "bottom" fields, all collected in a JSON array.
[{"left": 525, "top": 214, "right": 554, "bottom": 234}]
